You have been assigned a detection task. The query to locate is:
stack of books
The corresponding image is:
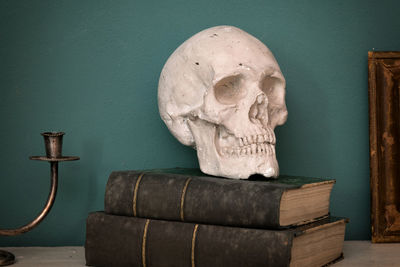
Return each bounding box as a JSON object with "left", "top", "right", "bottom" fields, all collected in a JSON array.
[{"left": 85, "top": 168, "right": 348, "bottom": 267}]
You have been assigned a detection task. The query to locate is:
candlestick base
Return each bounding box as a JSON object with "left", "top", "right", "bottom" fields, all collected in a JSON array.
[{"left": 0, "top": 250, "right": 15, "bottom": 266}]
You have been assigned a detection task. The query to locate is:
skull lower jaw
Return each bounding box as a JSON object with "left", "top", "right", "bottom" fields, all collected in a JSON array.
[{"left": 188, "top": 120, "right": 279, "bottom": 179}]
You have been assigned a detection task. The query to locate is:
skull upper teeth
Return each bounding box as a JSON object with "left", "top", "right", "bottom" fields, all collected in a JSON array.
[{"left": 217, "top": 128, "right": 276, "bottom": 157}]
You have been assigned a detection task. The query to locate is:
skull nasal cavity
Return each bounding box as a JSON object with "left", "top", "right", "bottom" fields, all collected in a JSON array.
[{"left": 249, "top": 94, "right": 268, "bottom": 124}]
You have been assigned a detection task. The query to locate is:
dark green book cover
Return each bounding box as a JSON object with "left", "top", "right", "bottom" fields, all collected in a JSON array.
[
  {"left": 85, "top": 212, "right": 347, "bottom": 267},
  {"left": 105, "top": 168, "right": 335, "bottom": 228}
]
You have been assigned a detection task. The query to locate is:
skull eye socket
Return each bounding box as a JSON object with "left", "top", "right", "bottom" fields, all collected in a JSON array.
[
  {"left": 260, "top": 75, "right": 285, "bottom": 106},
  {"left": 214, "top": 75, "right": 246, "bottom": 105}
]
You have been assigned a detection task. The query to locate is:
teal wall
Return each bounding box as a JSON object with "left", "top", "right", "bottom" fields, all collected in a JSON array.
[{"left": 1, "top": 0, "right": 399, "bottom": 246}]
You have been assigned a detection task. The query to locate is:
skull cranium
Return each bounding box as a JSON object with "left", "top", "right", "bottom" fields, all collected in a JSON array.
[{"left": 158, "top": 26, "right": 287, "bottom": 179}]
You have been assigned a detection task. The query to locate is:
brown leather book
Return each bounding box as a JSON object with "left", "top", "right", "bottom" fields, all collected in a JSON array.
[
  {"left": 85, "top": 212, "right": 347, "bottom": 267},
  {"left": 105, "top": 168, "right": 335, "bottom": 228}
]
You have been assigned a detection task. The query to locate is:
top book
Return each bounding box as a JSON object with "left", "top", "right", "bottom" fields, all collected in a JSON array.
[{"left": 104, "top": 168, "right": 335, "bottom": 229}]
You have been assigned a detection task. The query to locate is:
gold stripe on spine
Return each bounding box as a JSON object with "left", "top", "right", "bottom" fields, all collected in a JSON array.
[
  {"left": 142, "top": 219, "right": 150, "bottom": 267},
  {"left": 133, "top": 173, "right": 145, "bottom": 217},
  {"left": 180, "top": 178, "right": 192, "bottom": 221},
  {"left": 191, "top": 224, "right": 199, "bottom": 267}
]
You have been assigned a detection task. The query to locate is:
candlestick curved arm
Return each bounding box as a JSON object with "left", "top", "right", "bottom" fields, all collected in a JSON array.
[
  {"left": 0, "top": 162, "right": 59, "bottom": 236},
  {"left": 0, "top": 154, "right": 79, "bottom": 237}
]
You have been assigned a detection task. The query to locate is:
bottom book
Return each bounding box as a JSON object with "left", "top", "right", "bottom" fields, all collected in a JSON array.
[{"left": 85, "top": 212, "right": 348, "bottom": 267}]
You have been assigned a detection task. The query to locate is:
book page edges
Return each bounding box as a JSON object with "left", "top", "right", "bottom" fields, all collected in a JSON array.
[{"left": 279, "top": 182, "right": 335, "bottom": 226}]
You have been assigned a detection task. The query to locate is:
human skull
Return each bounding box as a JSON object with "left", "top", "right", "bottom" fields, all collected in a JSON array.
[{"left": 158, "top": 26, "right": 287, "bottom": 179}]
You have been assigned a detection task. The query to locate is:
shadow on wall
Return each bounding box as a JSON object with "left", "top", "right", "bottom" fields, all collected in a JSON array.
[{"left": 275, "top": 54, "right": 334, "bottom": 176}]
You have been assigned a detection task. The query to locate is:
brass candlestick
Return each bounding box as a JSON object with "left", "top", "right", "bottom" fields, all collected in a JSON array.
[{"left": 0, "top": 132, "right": 79, "bottom": 266}]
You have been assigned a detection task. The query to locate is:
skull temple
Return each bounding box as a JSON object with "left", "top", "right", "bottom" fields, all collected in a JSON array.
[{"left": 158, "top": 26, "right": 287, "bottom": 179}]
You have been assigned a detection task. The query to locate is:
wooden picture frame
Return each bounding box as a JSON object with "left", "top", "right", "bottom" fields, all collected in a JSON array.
[{"left": 369, "top": 51, "right": 400, "bottom": 243}]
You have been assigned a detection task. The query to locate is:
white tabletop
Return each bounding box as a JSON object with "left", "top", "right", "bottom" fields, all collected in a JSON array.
[{"left": 2, "top": 241, "right": 400, "bottom": 266}]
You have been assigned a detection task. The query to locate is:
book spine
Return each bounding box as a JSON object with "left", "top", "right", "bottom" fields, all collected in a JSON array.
[
  {"left": 105, "top": 171, "right": 284, "bottom": 228},
  {"left": 85, "top": 212, "right": 293, "bottom": 267}
]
